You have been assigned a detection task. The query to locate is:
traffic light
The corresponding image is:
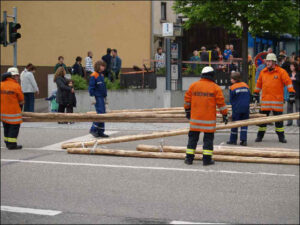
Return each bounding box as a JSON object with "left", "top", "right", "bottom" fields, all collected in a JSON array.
[
  {"left": 0, "top": 22, "right": 7, "bottom": 46},
  {"left": 8, "top": 22, "right": 21, "bottom": 43}
]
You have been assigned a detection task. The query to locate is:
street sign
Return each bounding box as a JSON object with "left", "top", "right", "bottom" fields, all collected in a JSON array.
[
  {"left": 171, "top": 43, "right": 178, "bottom": 59},
  {"left": 162, "top": 23, "right": 173, "bottom": 37},
  {"left": 171, "top": 64, "right": 178, "bottom": 79}
]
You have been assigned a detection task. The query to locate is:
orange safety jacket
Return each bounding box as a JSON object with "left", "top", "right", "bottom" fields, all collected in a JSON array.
[
  {"left": 254, "top": 65, "right": 295, "bottom": 112},
  {"left": 184, "top": 78, "right": 228, "bottom": 133},
  {"left": 0, "top": 78, "right": 24, "bottom": 124}
]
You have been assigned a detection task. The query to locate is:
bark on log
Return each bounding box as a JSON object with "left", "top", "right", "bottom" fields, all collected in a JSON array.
[
  {"left": 136, "top": 145, "right": 299, "bottom": 158},
  {"left": 67, "top": 148, "right": 299, "bottom": 165},
  {"left": 61, "top": 113, "right": 299, "bottom": 149}
]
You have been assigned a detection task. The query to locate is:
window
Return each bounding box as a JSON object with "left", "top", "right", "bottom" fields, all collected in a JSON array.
[{"left": 161, "top": 2, "right": 167, "bottom": 21}]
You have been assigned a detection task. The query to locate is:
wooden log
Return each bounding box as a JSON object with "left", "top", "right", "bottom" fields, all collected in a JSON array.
[
  {"left": 86, "top": 104, "right": 259, "bottom": 113},
  {"left": 136, "top": 144, "right": 299, "bottom": 158},
  {"left": 22, "top": 113, "right": 265, "bottom": 123},
  {"left": 61, "top": 113, "right": 299, "bottom": 149},
  {"left": 67, "top": 148, "right": 299, "bottom": 165}
]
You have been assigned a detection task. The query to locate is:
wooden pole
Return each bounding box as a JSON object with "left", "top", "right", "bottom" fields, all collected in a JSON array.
[
  {"left": 22, "top": 113, "right": 265, "bottom": 123},
  {"left": 67, "top": 148, "right": 299, "bottom": 165},
  {"left": 61, "top": 113, "right": 299, "bottom": 149},
  {"left": 136, "top": 144, "right": 299, "bottom": 158}
]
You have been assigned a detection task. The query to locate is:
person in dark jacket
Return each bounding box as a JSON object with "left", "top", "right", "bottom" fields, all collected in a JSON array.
[
  {"left": 89, "top": 60, "right": 109, "bottom": 138},
  {"left": 72, "top": 56, "right": 85, "bottom": 77},
  {"left": 200, "top": 46, "right": 209, "bottom": 64},
  {"left": 102, "top": 48, "right": 113, "bottom": 82},
  {"left": 227, "top": 72, "right": 251, "bottom": 146},
  {"left": 111, "top": 49, "right": 122, "bottom": 80},
  {"left": 54, "top": 56, "right": 69, "bottom": 73},
  {"left": 287, "top": 62, "right": 300, "bottom": 126},
  {"left": 54, "top": 67, "right": 74, "bottom": 123}
]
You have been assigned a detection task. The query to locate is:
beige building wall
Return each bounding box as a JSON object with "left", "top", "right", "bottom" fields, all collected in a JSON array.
[{"left": 0, "top": 1, "right": 151, "bottom": 68}]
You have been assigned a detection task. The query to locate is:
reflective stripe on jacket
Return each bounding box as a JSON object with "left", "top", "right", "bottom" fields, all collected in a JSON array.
[
  {"left": 254, "top": 65, "right": 295, "bottom": 112},
  {"left": 184, "top": 78, "right": 228, "bottom": 133},
  {"left": 0, "top": 78, "right": 24, "bottom": 124}
]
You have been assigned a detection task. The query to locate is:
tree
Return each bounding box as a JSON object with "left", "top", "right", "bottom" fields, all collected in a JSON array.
[{"left": 173, "top": 0, "right": 299, "bottom": 82}]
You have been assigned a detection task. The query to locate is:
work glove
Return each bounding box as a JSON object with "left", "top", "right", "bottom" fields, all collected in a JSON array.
[
  {"left": 90, "top": 96, "right": 96, "bottom": 105},
  {"left": 185, "top": 108, "right": 191, "bottom": 120},
  {"left": 252, "top": 93, "right": 260, "bottom": 103},
  {"left": 223, "top": 114, "right": 228, "bottom": 124},
  {"left": 288, "top": 92, "right": 295, "bottom": 104}
]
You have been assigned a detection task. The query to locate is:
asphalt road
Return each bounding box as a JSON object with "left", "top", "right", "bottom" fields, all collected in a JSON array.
[{"left": 1, "top": 122, "right": 299, "bottom": 224}]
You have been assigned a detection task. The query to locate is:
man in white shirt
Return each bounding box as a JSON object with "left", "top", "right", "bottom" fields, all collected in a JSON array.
[
  {"left": 154, "top": 47, "right": 166, "bottom": 71},
  {"left": 85, "top": 51, "right": 94, "bottom": 82}
]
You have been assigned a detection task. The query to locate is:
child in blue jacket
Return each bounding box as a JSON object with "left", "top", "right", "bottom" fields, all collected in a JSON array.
[
  {"left": 227, "top": 72, "right": 251, "bottom": 146},
  {"left": 89, "top": 60, "right": 109, "bottom": 138}
]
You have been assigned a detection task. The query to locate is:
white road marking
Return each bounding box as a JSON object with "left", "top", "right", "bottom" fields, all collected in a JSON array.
[
  {"left": 170, "top": 221, "right": 226, "bottom": 224},
  {"left": 40, "top": 131, "right": 119, "bottom": 150},
  {"left": 1, "top": 205, "right": 62, "bottom": 216},
  {"left": 1, "top": 159, "right": 297, "bottom": 177}
]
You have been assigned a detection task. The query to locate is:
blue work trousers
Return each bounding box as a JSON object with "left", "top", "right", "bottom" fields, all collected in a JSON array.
[
  {"left": 230, "top": 112, "right": 249, "bottom": 142},
  {"left": 24, "top": 93, "right": 35, "bottom": 112},
  {"left": 90, "top": 96, "right": 106, "bottom": 135}
]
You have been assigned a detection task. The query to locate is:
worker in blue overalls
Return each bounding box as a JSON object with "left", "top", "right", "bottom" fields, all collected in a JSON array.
[
  {"left": 227, "top": 72, "right": 251, "bottom": 146},
  {"left": 89, "top": 60, "right": 109, "bottom": 138}
]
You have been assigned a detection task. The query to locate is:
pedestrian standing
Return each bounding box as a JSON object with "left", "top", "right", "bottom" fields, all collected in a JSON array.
[
  {"left": 0, "top": 68, "right": 24, "bottom": 150},
  {"left": 65, "top": 79, "right": 77, "bottom": 114},
  {"left": 184, "top": 66, "right": 228, "bottom": 166},
  {"left": 89, "top": 60, "right": 109, "bottom": 138},
  {"left": 20, "top": 63, "right": 39, "bottom": 112},
  {"left": 253, "top": 53, "right": 296, "bottom": 143},
  {"left": 85, "top": 51, "right": 94, "bottom": 82},
  {"left": 54, "top": 67, "right": 74, "bottom": 124},
  {"left": 111, "top": 49, "right": 122, "bottom": 80},
  {"left": 190, "top": 50, "right": 200, "bottom": 70},
  {"left": 286, "top": 62, "right": 300, "bottom": 126},
  {"left": 227, "top": 72, "right": 251, "bottom": 146},
  {"left": 72, "top": 56, "right": 85, "bottom": 78},
  {"left": 223, "top": 44, "right": 232, "bottom": 61},
  {"left": 230, "top": 44, "right": 238, "bottom": 58},
  {"left": 154, "top": 47, "right": 166, "bottom": 71},
  {"left": 102, "top": 48, "right": 113, "bottom": 82},
  {"left": 54, "top": 56, "right": 69, "bottom": 73},
  {"left": 45, "top": 90, "right": 59, "bottom": 112}
]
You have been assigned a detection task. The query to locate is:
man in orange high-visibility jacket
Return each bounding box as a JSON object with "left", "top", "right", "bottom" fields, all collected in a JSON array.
[
  {"left": 0, "top": 68, "right": 24, "bottom": 150},
  {"left": 184, "top": 66, "right": 228, "bottom": 166},
  {"left": 253, "top": 53, "right": 295, "bottom": 143}
]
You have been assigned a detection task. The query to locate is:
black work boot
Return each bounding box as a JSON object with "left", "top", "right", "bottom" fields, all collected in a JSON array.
[
  {"left": 240, "top": 141, "right": 247, "bottom": 146},
  {"left": 7, "top": 143, "right": 22, "bottom": 150},
  {"left": 226, "top": 141, "right": 237, "bottom": 145},
  {"left": 90, "top": 131, "right": 100, "bottom": 138},
  {"left": 99, "top": 133, "right": 109, "bottom": 138},
  {"left": 203, "top": 155, "right": 215, "bottom": 166},
  {"left": 184, "top": 154, "right": 194, "bottom": 165},
  {"left": 277, "top": 132, "right": 287, "bottom": 143},
  {"left": 255, "top": 131, "right": 265, "bottom": 142}
]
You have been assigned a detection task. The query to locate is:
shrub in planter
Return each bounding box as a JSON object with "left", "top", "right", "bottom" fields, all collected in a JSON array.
[
  {"left": 71, "top": 74, "right": 88, "bottom": 90},
  {"left": 156, "top": 67, "right": 166, "bottom": 75},
  {"left": 104, "top": 77, "right": 121, "bottom": 90}
]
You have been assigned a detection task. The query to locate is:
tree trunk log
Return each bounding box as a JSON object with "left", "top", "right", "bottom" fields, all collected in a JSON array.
[
  {"left": 61, "top": 113, "right": 299, "bottom": 149},
  {"left": 136, "top": 145, "right": 299, "bottom": 158},
  {"left": 67, "top": 148, "right": 299, "bottom": 165}
]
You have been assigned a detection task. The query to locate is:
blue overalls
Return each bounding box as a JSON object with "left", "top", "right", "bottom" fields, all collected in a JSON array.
[
  {"left": 229, "top": 82, "right": 251, "bottom": 142},
  {"left": 89, "top": 72, "right": 107, "bottom": 135}
]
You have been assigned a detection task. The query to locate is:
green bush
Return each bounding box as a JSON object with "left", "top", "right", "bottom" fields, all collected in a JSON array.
[
  {"left": 71, "top": 74, "right": 88, "bottom": 90},
  {"left": 104, "top": 77, "right": 121, "bottom": 90},
  {"left": 183, "top": 64, "right": 205, "bottom": 75},
  {"left": 156, "top": 67, "right": 166, "bottom": 75}
]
